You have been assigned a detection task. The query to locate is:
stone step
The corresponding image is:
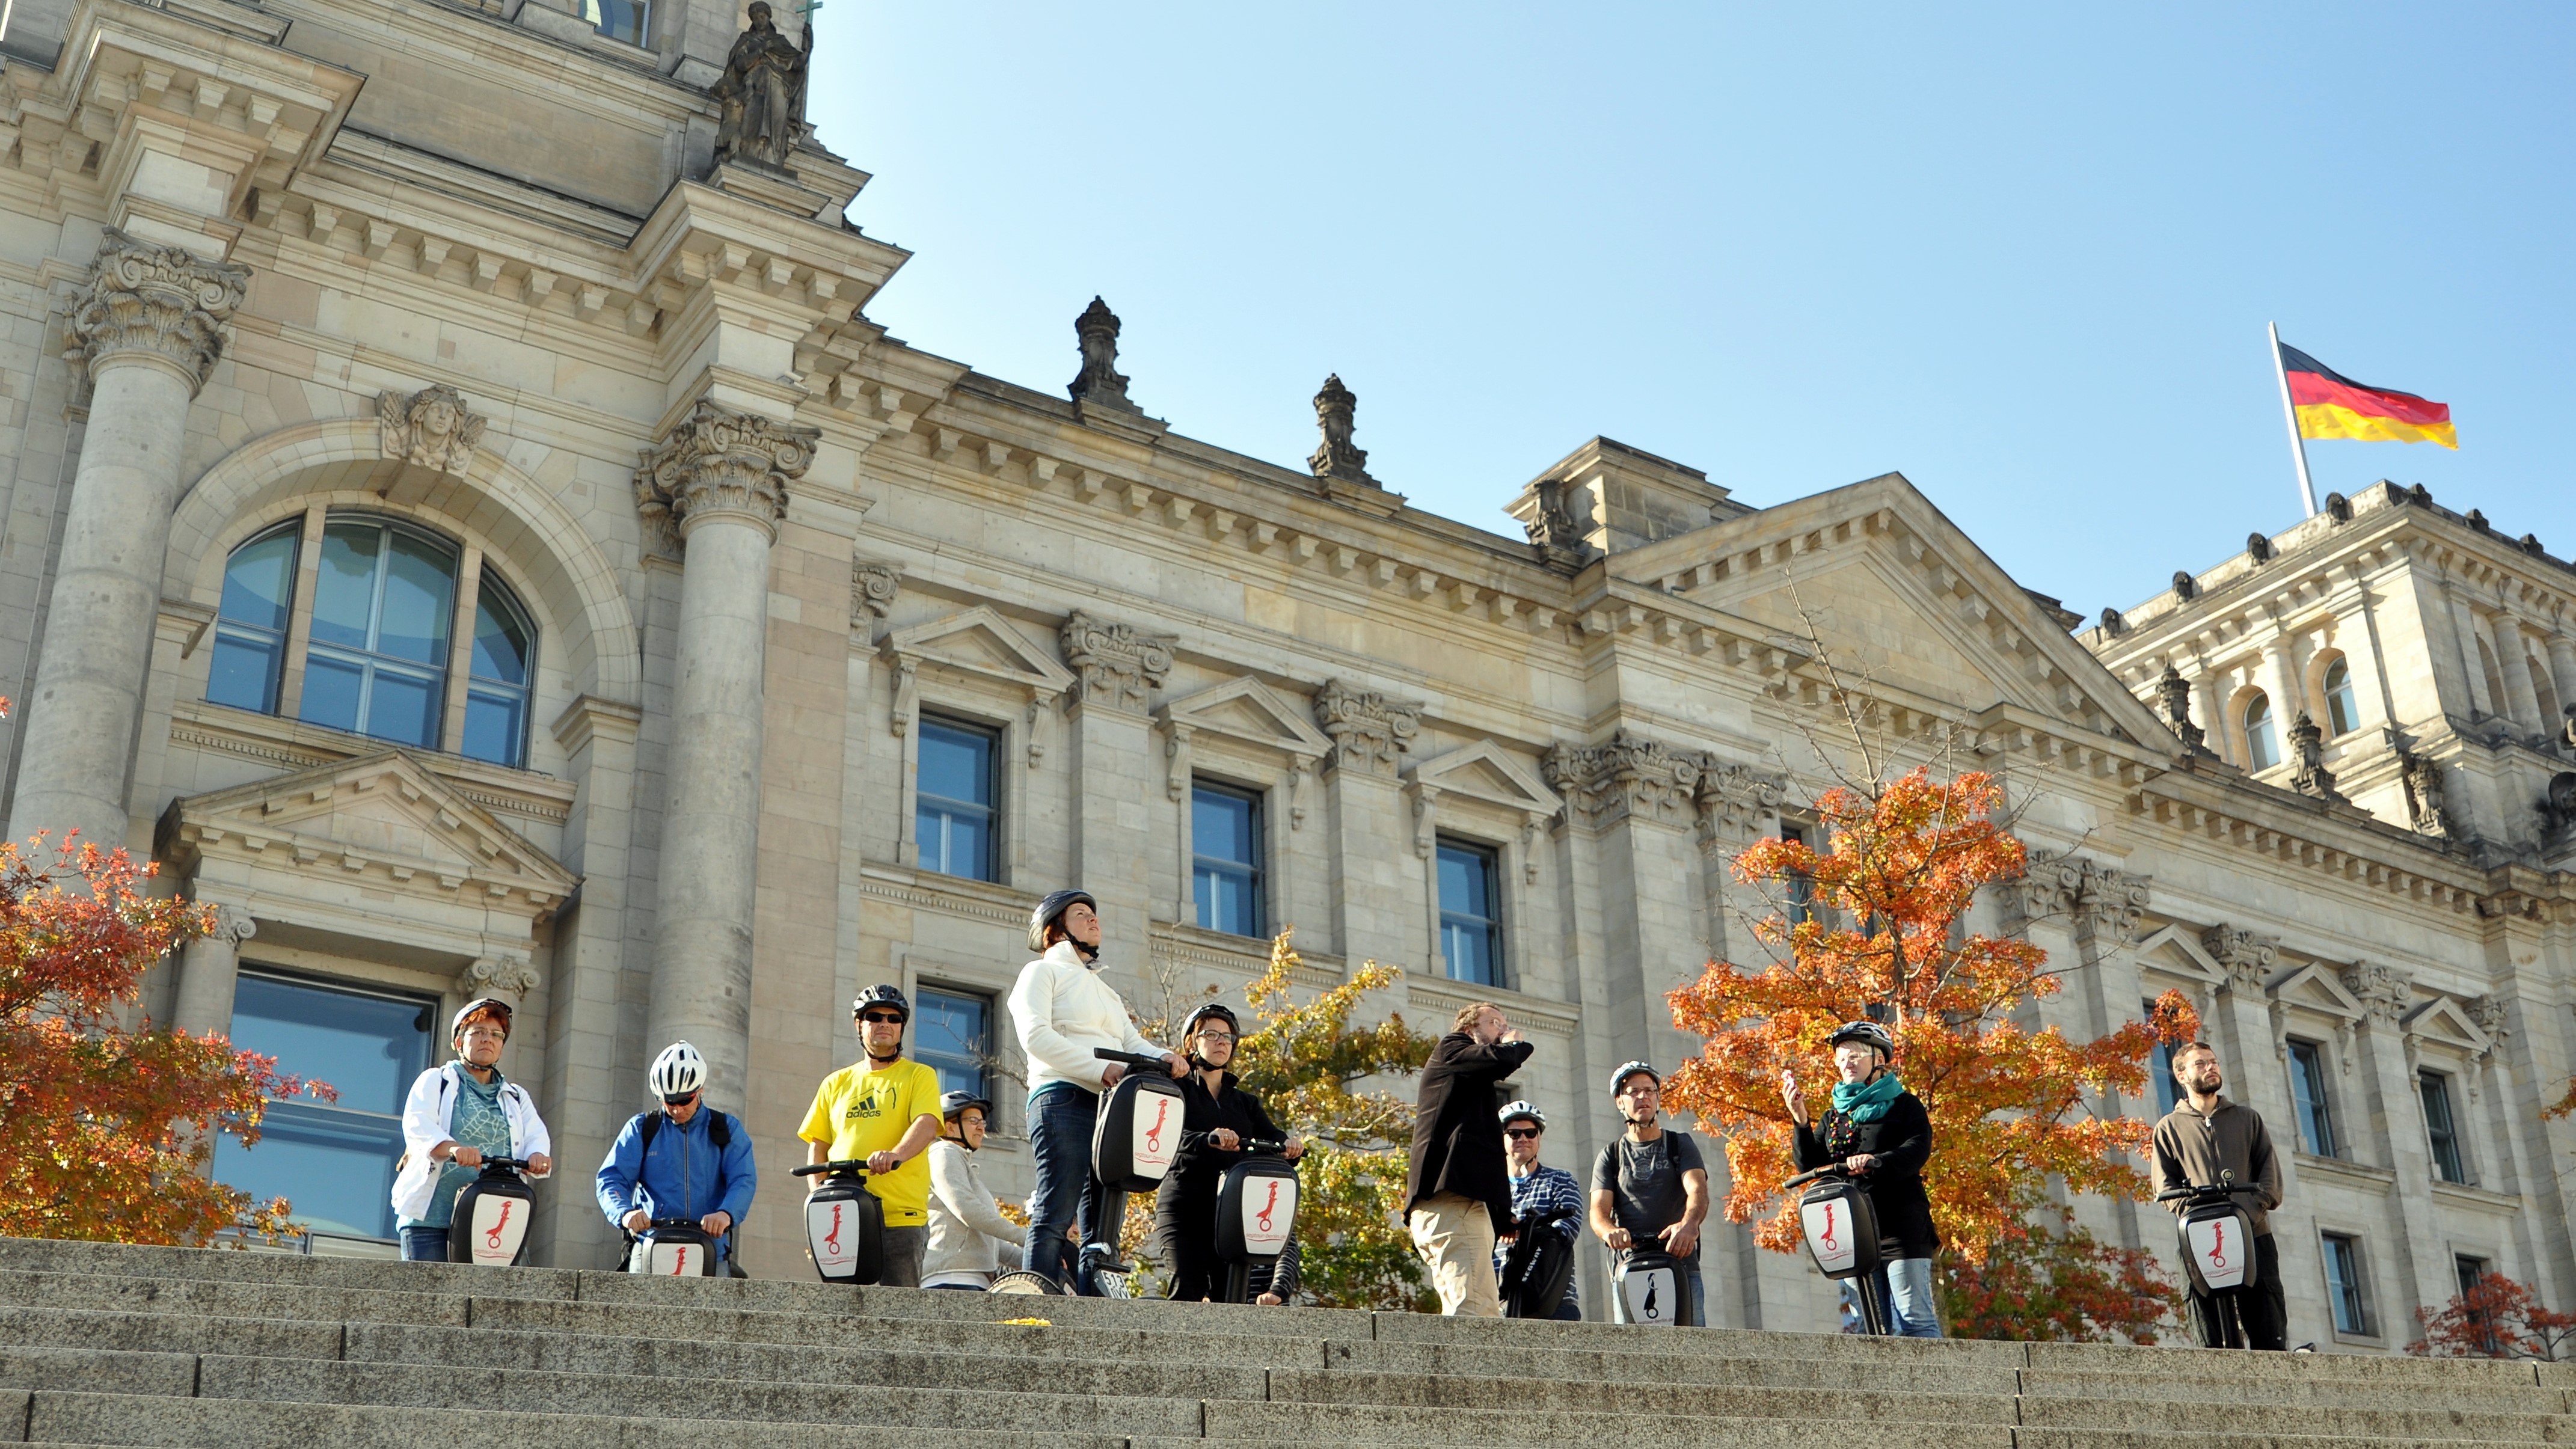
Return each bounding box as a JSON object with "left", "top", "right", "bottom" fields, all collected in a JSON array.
[
  {"left": 2025, "top": 1336, "right": 2561, "bottom": 1387},
  {"left": 0, "top": 1308, "right": 343, "bottom": 1362},
  {"left": 2014, "top": 1392, "right": 2571, "bottom": 1443},
  {"left": 2020, "top": 1366, "right": 2571, "bottom": 1415},
  {"left": 0, "top": 1239, "right": 575, "bottom": 1303},
  {"left": 0, "top": 1269, "right": 470, "bottom": 1328}
]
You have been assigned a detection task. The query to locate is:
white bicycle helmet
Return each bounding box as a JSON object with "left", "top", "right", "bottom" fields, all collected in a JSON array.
[
  {"left": 1498, "top": 1100, "right": 1545, "bottom": 1130},
  {"left": 649, "top": 1041, "right": 708, "bottom": 1100}
]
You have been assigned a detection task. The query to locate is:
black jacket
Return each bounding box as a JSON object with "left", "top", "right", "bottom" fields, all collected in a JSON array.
[
  {"left": 1405, "top": 1031, "right": 1535, "bottom": 1225},
  {"left": 1794, "top": 1089, "right": 1939, "bottom": 1258},
  {"left": 1155, "top": 1071, "right": 1286, "bottom": 1216}
]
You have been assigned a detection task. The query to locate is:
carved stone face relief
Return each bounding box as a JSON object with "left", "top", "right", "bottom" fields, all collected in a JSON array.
[{"left": 378, "top": 384, "right": 487, "bottom": 475}]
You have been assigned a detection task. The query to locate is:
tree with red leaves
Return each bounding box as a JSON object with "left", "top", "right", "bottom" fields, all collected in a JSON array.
[
  {"left": 1663, "top": 766, "right": 2192, "bottom": 1340},
  {"left": 2412, "top": 1272, "right": 2576, "bottom": 1361},
  {"left": 1938, "top": 1205, "right": 2178, "bottom": 1343},
  {"left": 0, "top": 834, "right": 325, "bottom": 1243}
]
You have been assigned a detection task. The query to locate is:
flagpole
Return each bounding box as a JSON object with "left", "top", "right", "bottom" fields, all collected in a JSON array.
[{"left": 2269, "top": 322, "right": 2318, "bottom": 518}]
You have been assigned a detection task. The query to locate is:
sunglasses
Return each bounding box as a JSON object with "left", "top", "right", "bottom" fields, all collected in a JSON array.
[
  {"left": 661, "top": 1092, "right": 697, "bottom": 1106},
  {"left": 1504, "top": 1127, "right": 1541, "bottom": 1139},
  {"left": 859, "top": 1012, "right": 905, "bottom": 1025}
]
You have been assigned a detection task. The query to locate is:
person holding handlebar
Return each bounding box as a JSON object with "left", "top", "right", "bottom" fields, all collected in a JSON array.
[
  {"left": 1153, "top": 1002, "right": 1304, "bottom": 1301},
  {"left": 596, "top": 1041, "right": 757, "bottom": 1275},
  {"left": 1784, "top": 1020, "right": 1940, "bottom": 1337},
  {"left": 391, "top": 997, "right": 553, "bottom": 1262},
  {"left": 799, "top": 985, "right": 943, "bottom": 1285},
  {"left": 2153, "top": 1041, "right": 2287, "bottom": 1349},
  {"left": 1010, "top": 889, "right": 1183, "bottom": 1294}
]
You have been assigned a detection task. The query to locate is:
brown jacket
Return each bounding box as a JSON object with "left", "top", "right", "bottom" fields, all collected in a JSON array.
[{"left": 2151, "top": 1095, "right": 2283, "bottom": 1236}]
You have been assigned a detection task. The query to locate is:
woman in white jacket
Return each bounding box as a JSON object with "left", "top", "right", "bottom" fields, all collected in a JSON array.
[
  {"left": 391, "top": 997, "right": 552, "bottom": 1261},
  {"left": 922, "top": 1091, "right": 1023, "bottom": 1289}
]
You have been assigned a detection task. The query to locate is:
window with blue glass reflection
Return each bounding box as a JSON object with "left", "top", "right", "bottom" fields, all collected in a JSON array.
[
  {"left": 2289, "top": 1039, "right": 2339, "bottom": 1157},
  {"left": 1437, "top": 839, "right": 1501, "bottom": 986},
  {"left": 462, "top": 576, "right": 536, "bottom": 768},
  {"left": 208, "top": 521, "right": 301, "bottom": 713},
  {"left": 1192, "top": 783, "right": 1262, "bottom": 937},
  {"left": 917, "top": 716, "right": 998, "bottom": 880},
  {"left": 299, "top": 518, "right": 454, "bottom": 749},
  {"left": 2145, "top": 997, "right": 2183, "bottom": 1118},
  {"left": 210, "top": 973, "right": 435, "bottom": 1242},
  {"left": 915, "top": 986, "right": 992, "bottom": 1100}
]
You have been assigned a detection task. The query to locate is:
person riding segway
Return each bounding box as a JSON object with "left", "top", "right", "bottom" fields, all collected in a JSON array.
[
  {"left": 391, "top": 997, "right": 552, "bottom": 1263},
  {"left": 1590, "top": 1062, "right": 1709, "bottom": 1327},
  {"left": 798, "top": 985, "right": 943, "bottom": 1285},
  {"left": 1153, "top": 1002, "right": 1305, "bottom": 1302},
  {"left": 1495, "top": 1101, "right": 1581, "bottom": 1320},
  {"left": 596, "top": 1041, "right": 758, "bottom": 1278},
  {"left": 925, "top": 1089, "right": 1025, "bottom": 1291},
  {"left": 1784, "top": 1019, "right": 1942, "bottom": 1337},
  {"left": 2153, "top": 1040, "right": 2287, "bottom": 1350}
]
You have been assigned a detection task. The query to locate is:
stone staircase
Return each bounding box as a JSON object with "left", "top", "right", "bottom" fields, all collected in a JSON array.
[{"left": 0, "top": 1237, "right": 2563, "bottom": 1448}]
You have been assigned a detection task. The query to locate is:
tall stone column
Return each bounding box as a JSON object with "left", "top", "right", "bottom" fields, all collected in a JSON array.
[
  {"left": 2493, "top": 613, "right": 2543, "bottom": 732},
  {"left": 171, "top": 904, "right": 257, "bottom": 1038},
  {"left": 634, "top": 400, "right": 818, "bottom": 1112},
  {"left": 2443, "top": 584, "right": 2496, "bottom": 718},
  {"left": 1312, "top": 681, "right": 1420, "bottom": 967},
  {"left": 1060, "top": 611, "right": 1175, "bottom": 975},
  {"left": 8, "top": 231, "right": 248, "bottom": 852},
  {"left": 2340, "top": 961, "right": 2445, "bottom": 1331}
]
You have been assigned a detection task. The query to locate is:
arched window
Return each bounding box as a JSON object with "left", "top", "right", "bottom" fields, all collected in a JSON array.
[
  {"left": 206, "top": 512, "right": 536, "bottom": 769},
  {"left": 2323, "top": 659, "right": 2360, "bottom": 736},
  {"left": 2243, "top": 692, "right": 2279, "bottom": 771}
]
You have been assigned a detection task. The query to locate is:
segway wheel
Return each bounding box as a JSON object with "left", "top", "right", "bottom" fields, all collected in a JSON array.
[
  {"left": 987, "top": 1269, "right": 1065, "bottom": 1296},
  {"left": 1091, "top": 1266, "right": 1136, "bottom": 1299}
]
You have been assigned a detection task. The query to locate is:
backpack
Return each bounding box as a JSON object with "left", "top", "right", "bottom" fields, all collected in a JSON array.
[{"left": 618, "top": 1107, "right": 746, "bottom": 1276}]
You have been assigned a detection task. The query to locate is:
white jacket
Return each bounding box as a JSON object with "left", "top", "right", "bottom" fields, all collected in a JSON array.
[
  {"left": 391, "top": 1061, "right": 552, "bottom": 1221},
  {"left": 1008, "top": 941, "right": 1164, "bottom": 1094},
  {"left": 923, "top": 1138, "right": 1022, "bottom": 1287}
]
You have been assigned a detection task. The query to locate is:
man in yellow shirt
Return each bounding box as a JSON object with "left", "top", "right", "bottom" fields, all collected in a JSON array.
[{"left": 800, "top": 984, "right": 944, "bottom": 1284}]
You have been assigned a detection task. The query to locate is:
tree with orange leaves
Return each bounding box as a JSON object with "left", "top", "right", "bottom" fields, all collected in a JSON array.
[
  {"left": 0, "top": 833, "right": 325, "bottom": 1244},
  {"left": 1663, "top": 766, "right": 2195, "bottom": 1338}
]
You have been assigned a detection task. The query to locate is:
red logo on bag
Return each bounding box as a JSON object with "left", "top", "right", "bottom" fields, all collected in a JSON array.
[
  {"left": 824, "top": 1203, "right": 844, "bottom": 1255},
  {"left": 1145, "top": 1099, "right": 1170, "bottom": 1152},
  {"left": 1256, "top": 1181, "right": 1280, "bottom": 1233},
  {"left": 1817, "top": 1202, "right": 1839, "bottom": 1252},
  {"left": 2204, "top": 1221, "right": 2229, "bottom": 1270},
  {"left": 669, "top": 1245, "right": 690, "bottom": 1276},
  {"left": 483, "top": 1201, "right": 514, "bottom": 1249}
]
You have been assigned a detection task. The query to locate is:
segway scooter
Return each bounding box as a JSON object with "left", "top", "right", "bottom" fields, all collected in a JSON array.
[
  {"left": 793, "top": 1159, "right": 885, "bottom": 1284},
  {"left": 1613, "top": 1246, "right": 1692, "bottom": 1326},
  {"left": 1212, "top": 1136, "right": 1298, "bottom": 1304},
  {"left": 447, "top": 1155, "right": 536, "bottom": 1267},
  {"left": 625, "top": 1216, "right": 717, "bottom": 1277},
  {"left": 1785, "top": 1161, "right": 1889, "bottom": 1334},
  {"left": 2157, "top": 1169, "right": 2259, "bottom": 1348},
  {"left": 1084, "top": 1047, "right": 1185, "bottom": 1297},
  {"left": 1500, "top": 1206, "right": 1578, "bottom": 1319}
]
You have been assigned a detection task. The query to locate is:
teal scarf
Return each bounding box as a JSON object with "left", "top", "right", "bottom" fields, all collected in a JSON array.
[{"left": 1831, "top": 1072, "right": 1904, "bottom": 1124}]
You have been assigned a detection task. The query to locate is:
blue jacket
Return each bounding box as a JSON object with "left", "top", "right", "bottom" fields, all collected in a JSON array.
[{"left": 595, "top": 1107, "right": 757, "bottom": 1243}]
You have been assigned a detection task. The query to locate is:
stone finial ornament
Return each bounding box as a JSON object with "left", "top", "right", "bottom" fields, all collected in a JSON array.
[
  {"left": 1067, "top": 296, "right": 1133, "bottom": 410},
  {"left": 1308, "top": 373, "right": 1375, "bottom": 486},
  {"left": 712, "top": 1, "right": 809, "bottom": 170},
  {"left": 2287, "top": 711, "right": 2346, "bottom": 803},
  {"left": 2156, "top": 664, "right": 2209, "bottom": 756},
  {"left": 65, "top": 228, "right": 251, "bottom": 397},
  {"left": 377, "top": 384, "right": 486, "bottom": 474},
  {"left": 2097, "top": 607, "right": 2127, "bottom": 638},
  {"left": 2399, "top": 749, "right": 2452, "bottom": 840},
  {"left": 1524, "top": 478, "right": 1592, "bottom": 572}
]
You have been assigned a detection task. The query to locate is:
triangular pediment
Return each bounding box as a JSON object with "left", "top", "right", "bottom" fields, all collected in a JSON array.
[
  {"left": 2403, "top": 996, "right": 2491, "bottom": 1053},
  {"left": 2133, "top": 924, "right": 2227, "bottom": 988},
  {"left": 1404, "top": 740, "right": 1563, "bottom": 818},
  {"left": 887, "top": 605, "right": 1077, "bottom": 698},
  {"left": 166, "top": 750, "right": 575, "bottom": 910},
  {"left": 1158, "top": 676, "right": 1332, "bottom": 758},
  {"left": 2268, "top": 963, "right": 2364, "bottom": 1020}
]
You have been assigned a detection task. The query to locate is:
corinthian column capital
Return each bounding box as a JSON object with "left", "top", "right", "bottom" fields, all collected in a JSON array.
[
  {"left": 633, "top": 400, "right": 821, "bottom": 549},
  {"left": 65, "top": 229, "right": 251, "bottom": 396}
]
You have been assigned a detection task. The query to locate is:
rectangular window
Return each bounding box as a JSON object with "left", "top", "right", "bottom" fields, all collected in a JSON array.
[
  {"left": 915, "top": 985, "right": 992, "bottom": 1100},
  {"left": 2287, "top": 1040, "right": 2339, "bottom": 1158},
  {"left": 1437, "top": 838, "right": 1501, "bottom": 987},
  {"left": 2421, "top": 1070, "right": 2467, "bottom": 1184},
  {"left": 2146, "top": 998, "right": 2183, "bottom": 1118},
  {"left": 2455, "top": 1254, "right": 2487, "bottom": 1299},
  {"left": 1191, "top": 782, "right": 1263, "bottom": 937},
  {"left": 1782, "top": 823, "right": 1817, "bottom": 926},
  {"left": 209, "top": 972, "right": 436, "bottom": 1243},
  {"left": 2322, "top": 1232, "right": 2374, "bottom": 1335},
  {"left": 916, "top": 715, "right": 998, "bottom": 881},
  {"left": 580, "top": 0, "right": 648, "bottom": 45}
]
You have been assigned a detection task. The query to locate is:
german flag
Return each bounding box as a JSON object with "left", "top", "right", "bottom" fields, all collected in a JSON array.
[{"left": 2280, "top": 344, "right": 2456, "bottom": 449}]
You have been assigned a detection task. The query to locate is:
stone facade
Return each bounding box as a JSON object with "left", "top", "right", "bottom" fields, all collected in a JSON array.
[{"left": 0, "top": 0, "right": 2569, "bottom": 1349}]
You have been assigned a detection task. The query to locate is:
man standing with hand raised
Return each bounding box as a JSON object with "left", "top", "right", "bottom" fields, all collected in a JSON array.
[{"left": 1405, "top": 1001, "right": 1533, "bottom": 1316}]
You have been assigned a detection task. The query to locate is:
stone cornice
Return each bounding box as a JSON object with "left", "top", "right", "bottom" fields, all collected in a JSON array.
[{"left": 65, "top": 228, "right": 248, "bottom": 394}]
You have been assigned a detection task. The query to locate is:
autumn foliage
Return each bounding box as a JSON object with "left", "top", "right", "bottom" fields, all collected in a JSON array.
[
  {"left": 1936, "top": 1206, "right": 2177, "bottom": 1343},
  {"left": 0, "top": 835, "right": 324, "bottom": 1245},
  {"left": 2411, "top": 1272, "right": 2576, "bottom": 1361},
  {"left": 1662, "top": 768, "right": 2193, "bottom": 1337}
]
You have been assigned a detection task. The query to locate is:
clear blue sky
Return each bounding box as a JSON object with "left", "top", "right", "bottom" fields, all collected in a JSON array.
[{"left": 808, "top": 5, "right": 2574, "bottom": 620}]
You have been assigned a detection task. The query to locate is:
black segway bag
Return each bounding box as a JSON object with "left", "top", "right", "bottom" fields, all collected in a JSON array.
[
  {"left": 1092, "top": 1072, "right": 1186, "bottom": 1190},
  {"left": 1501, "top": 1224, "right": 1575, "bottom": 1320},
  {"left": 1615, "top": 1247, "right": 1688, "bottom": 1327},
  {"left": 806, "top": 1175, "right": 886, "bottom": 1284},
  {"left": 628, "top": 1224, "right": 716, "bottom": 1277},
  {"left": 447, "top": 1170, "right": 535, "bottom": 1267},
  {"left": 1213, "top": 1156, "right": 1300, "bottom": 1262},
  {"left": 1796, "top": 1175, "right": 1884, "bottom": 1281},
  {"left": 2176, "top": 1197, "right": 2258, "bottom": 1295}
]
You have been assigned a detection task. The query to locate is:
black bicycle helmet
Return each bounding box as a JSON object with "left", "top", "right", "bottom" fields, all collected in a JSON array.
[
  {"left": 940, "top": 1089, "right": 993, "bottom": 1121},
  {"left": 852, "top": 984, "right": 910, "bottom": 1025},
  {"left": 1608, "top": 1060, "right": 1660, "bottom": 1098},
  {"left": 1029, "top": 888, "right": 1099, "bottom": 957},
  {"left": 1180, "top": 1002, "right": 1242, "bottom": 1066},
  {"left": 1829, "top": 1019, "right": 1897, "bottom": 1059}
]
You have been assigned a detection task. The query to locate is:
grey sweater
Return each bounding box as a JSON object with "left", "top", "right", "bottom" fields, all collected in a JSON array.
[{"left": 2151, "top": 1095, "right": 2284, "bottom": 1236}]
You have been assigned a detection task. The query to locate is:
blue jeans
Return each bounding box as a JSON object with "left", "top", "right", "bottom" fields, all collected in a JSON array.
[
  {"left": 1025, "top": 1083, "right": 1123, "bottom": 1294},
  {"left": 1880, "top": 1257, "right": 1943, "bottom": 1338},
  {"left": 400, "top": 1227, "right": 449, "bottom": 1262}
]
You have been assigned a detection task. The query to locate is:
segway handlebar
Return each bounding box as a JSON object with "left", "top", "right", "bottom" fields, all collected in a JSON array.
[
  {"left": 1093, "top": 1048, "right": 1171, "bottom": 1070},
  {"left": 638, "top": 1216, "right": 708, "bottom": 1233},
  {"left": 2154, "top": 1169, "right": 2240, "bottom": 1205},
  {"left": 1238, "top": 1137, "right": 1289, "bottom": 1156},
  {"left": 1782, "top": 1162, "right": 1860, "bottom": 1190},
  {"left": 793, "top": 1159, "right": 872, "bottom": 1179},
  {"left": 471, "top": 1154, "right": 532, "bottom": 1174}
]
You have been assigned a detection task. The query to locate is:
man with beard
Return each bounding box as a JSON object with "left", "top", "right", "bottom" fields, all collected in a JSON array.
[{"left": 2153, "top": 1041, "right": 2288, "bottom": 1349}]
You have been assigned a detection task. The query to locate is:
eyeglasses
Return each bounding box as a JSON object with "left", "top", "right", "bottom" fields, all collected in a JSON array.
[
  {"left": 859, "top": 1012, "right": 905, "bottom": 1025},
  {"left": 1194, "top": 1031, "right": 1236, "bottom": 1044},
  {"left": 1504, "top": 1128, "right": 1541, "bottom": 1139}
]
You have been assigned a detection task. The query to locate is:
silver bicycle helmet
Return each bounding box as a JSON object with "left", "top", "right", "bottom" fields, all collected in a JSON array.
[
  {"left": 1608, "top": 1061, "right": 1660, "bottom": 1098},
  {"left": 1829, "top": 1020, "right": 1897, "bottom": 1059},
  {"left": 1498, "top": 1100, "right": 1545, "bottom": 1130},
  {"left": 648, "top": 1041, "right": 707, "bottom": 1099}
]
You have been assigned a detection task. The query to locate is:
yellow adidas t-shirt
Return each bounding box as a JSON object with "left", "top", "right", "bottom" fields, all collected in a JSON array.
[{"left": 797, "top": 1058, "right": 943, "bottom": 1226}]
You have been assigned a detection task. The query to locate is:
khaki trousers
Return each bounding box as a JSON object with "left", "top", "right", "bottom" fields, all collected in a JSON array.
[{"left": 1408, "top": 1192, "right": 1501, "bottom": 1317}]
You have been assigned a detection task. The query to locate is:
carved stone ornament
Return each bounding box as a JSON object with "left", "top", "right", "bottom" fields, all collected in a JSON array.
[
  {"left": 1059, "top": 610, "right": 1176, "bottom": 712},
  {"left": 64, "top": 228, "right": 250, "bottom": 397},
  {"left": 1067, "top": 296, "right": 1133, "bottom": 411},
  {"left": 2156, "top": 664, "right": 2210, "bottom": 756},
  {"left": 2099, "top": 607, "right": 2127, "bottom": 638},
  {"left": 2287, "top": 711, "right": 2347, "bottom": 803},
  {"left": 1543, "top": 729, "right": 1704, "bottom": 829},
  {"left": 1307, "top": 373, "right": 1376, "bottom": 486},
  {"left": 204, "top": 902, "right": 258, "bottom": 947},
  {"left": 2338, "top": 960, "right": 2413, "bottom": 1025},
  {"left": 1694, "top": 760, "right": 1783, "bottom": 842},
  {"left": 633, "top": 400, "right": 820, "bottom": 551},
  {"left": 851, "top": 559, "right": 903, "bottom": 626},
  {"left": 1524, "top": 477, "right": 1593, "bottom": 572},
  {"left": 711, "top": 1, "right": 811, "bottom": 170},
  {"left": 458, "top": 952, "right": 542, "bottom": 1002},
  {"left": 2200, "top": 924, "right": 2278, "bottom": 994},
  {"left": 1312, "top": 679, "right": 1422, "bottom": 776},
  {"left": 2005, "top": 853, "right": 2150, "bottom": 946},
  {"left": 2399, "top": 749, "right": 2452, "bottom": 839},
  {"left": 2542, "top": 771, "right": 2576, "bottom": 840},
  {"left": 376, "top": 385, "right": 486, "bottom": 475}
]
